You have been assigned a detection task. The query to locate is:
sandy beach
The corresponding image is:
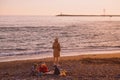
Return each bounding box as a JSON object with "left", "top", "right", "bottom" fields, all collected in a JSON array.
[{"left": 0, "top": 53, "right": 120, "bottom": 80}]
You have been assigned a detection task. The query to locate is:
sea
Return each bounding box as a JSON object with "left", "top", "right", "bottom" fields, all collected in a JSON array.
[{"left": 0, "top": 15, "right": 120, "bottom": 62}]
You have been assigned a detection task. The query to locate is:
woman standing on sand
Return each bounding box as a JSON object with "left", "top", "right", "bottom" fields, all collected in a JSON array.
[{"left": 52, "top": 38, "right": 61, "bottom": 65}]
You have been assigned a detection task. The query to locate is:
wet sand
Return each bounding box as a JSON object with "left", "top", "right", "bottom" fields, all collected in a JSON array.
[{"left": 0, "top": 53, "right": 120, "bottom": 80}]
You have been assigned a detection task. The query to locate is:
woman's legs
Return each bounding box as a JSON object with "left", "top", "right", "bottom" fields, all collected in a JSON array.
[
  {"left": 56, "top": 57, "right": 60, "bottom": 65},
  {"left": 53, "top": 57, "right": 60, "bottom": 64},
  {"left": 53, "top": 57, "right": 56, "bottom": 65},
  {"left": 54, "top": 57, "right": 60, "bottom": 65}
]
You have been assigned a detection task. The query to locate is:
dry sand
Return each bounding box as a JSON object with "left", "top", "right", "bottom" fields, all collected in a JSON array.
[{"left": 0, "top": 53, "right": 120, "bottom": 80}]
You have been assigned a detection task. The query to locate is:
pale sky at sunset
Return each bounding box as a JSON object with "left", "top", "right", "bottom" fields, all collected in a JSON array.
[{"left": 0, "top": 0, "right": 120, "bottom": 15}]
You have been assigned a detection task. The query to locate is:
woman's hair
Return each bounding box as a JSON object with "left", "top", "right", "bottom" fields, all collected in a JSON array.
[
  {"left": 55, "top": 38, "right": 58, "bottom": 42},
  {"left": 41, "top": 62, "right": 47, "bottom": 67}
]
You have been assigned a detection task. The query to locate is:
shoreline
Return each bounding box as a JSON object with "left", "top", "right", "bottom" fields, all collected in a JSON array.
[{"left": 0, "top": 50, "right": 120, "bottom": 62}]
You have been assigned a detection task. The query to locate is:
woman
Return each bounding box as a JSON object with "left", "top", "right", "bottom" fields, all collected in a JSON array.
[{"left": 52, "top": 38, "right": 61, "bottom": 65}]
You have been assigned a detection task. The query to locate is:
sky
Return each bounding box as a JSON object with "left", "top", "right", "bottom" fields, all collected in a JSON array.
[{"left": 0, "top": 0, "right": 120, "bottom": 15}]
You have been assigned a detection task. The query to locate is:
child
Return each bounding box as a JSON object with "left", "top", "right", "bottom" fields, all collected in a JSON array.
[
  {"left": 54, "top": 65, "right": 60, "bottom": 75},
  {"left": 31, "top": 63, "right": 38, "bottom": 76},
  {"left": 53, "top": 65, "right": 67, "bottom": 76},
  {"left": 37, "top": 62, "right": 49, "bottom": 76}
]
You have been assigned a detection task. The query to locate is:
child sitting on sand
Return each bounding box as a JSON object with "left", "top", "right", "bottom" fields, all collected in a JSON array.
[
  {"left": 31, "top": 62, "right": 67, "bottom": 77},
  {"left": 31, "top": 63, "right": 38, "bottom": 76},
  {"left": 53, "top": 65, "right": 67, "bottom": 76},
  {"left": 53, "top": 65, "right": 60, "bottom": 75},
  {"left": 37, "top": 62, "right": 49, "bottom": 76}
]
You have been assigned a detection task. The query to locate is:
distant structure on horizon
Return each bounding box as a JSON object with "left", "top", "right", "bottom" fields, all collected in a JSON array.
[
  {"left": 56, "top": 14, "right": 120, "bottom": 17},
  {"left": 56, "top": 9, "right": 120, "bottom": 17}
]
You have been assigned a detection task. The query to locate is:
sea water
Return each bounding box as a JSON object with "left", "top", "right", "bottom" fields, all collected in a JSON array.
[{"left": 0, "top": 16, "right": 120, "bottom": 61}]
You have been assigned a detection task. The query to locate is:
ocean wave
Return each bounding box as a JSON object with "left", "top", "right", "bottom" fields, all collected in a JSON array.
[
  {"left": 0, "top": 16, "right": 120, "bottom": 58},
  {"left": 0, "top": 50, "right": 52, "bottom": 57}
]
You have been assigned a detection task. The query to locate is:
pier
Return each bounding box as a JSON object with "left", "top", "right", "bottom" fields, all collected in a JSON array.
[{"left": 56, "top": 14, "right": 120, "bottom": 17}]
